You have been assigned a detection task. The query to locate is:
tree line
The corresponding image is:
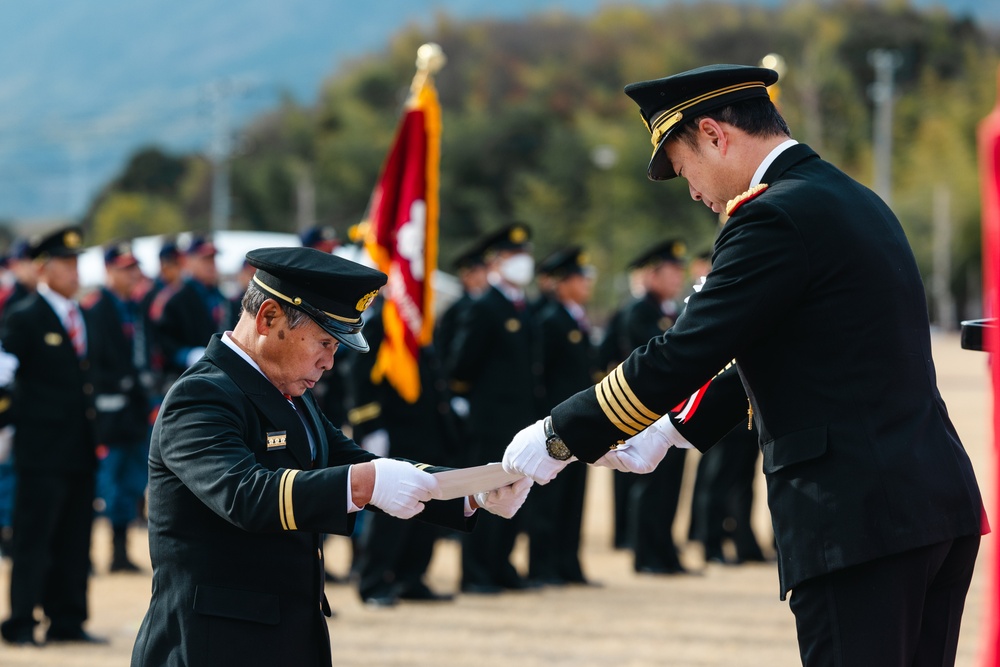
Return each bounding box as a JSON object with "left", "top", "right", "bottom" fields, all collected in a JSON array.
[{"left": 83, "top": 1, "right": 1000, "bottom": 321}]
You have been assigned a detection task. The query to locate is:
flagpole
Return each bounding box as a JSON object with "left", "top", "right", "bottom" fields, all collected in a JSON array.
[{"left": 410, "top": 43, "right": 447, "bottom": 100}]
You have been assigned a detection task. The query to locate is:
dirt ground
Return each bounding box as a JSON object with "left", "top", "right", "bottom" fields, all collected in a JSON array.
[{"left": 0, "top": 332, "right": 994, "bottom": 666}]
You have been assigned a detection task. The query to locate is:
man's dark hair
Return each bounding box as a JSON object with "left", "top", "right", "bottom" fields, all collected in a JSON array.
[
  {"left": 673, "top": 98, "right": 790, "bottom": 148},
  {"left": 240, "top": 281, "right": 311, "bottom": 329}
]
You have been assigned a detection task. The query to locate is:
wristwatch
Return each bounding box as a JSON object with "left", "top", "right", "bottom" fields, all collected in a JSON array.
[{"left": 543, "top": 415, "right": 572, "bottom": 461}]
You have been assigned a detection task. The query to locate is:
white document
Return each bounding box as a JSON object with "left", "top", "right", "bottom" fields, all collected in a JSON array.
[{"left": 433, "top": 463, "right": 524, "bottom": 501}]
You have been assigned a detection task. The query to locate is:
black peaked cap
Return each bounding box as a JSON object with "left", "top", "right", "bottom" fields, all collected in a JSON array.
[
  {"left": 628, "top": 239, "right": 687, "bottom": 269},
  {"left": 246, "top": 247, "right": 387, "bottom": 353},
  {"left": 624, "top": 64, "right": 778, "bottom": 181},
  {"left": 29, "top": 225, "right": 85, "bottom": 260}
]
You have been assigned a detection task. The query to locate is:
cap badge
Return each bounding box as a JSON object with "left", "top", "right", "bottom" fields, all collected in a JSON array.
[
  {"left": 510, "top": 227, "right": 527, "bottom": 244},
  {"left": 578, "top": 252, "right": 590, "bottom": 266},
  {"left": 672, "top": 241, "right": 686, "bottom": 258},
  {"left": 356, "top": 289, "right": 379, "bottom": 312},
  {"left": 64, "top": 231, "right": 82, "bottom": 248}
]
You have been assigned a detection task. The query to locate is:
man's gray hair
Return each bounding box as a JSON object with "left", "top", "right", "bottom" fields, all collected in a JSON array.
[{"left": 240, "top": 281, "right": 311, "bottom": 329}]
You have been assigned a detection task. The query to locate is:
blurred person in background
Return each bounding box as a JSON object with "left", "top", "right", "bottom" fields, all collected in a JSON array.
[
  {"left": 83, "top": 241, "right": 153, "bottom": 574},
  {"left": 619, "top": 239, "right": 692, "bottom": 575},
  {"left": 447, "top": 222, "right": 544, "bottom": 594},
  {"left": 153, "top": 233, "right": 236, "bottom": 386},
  {"left": 347, "top": 292, "right": 463, "bottom": 606},
  {"left": 0, "top": 238, "right": 36, "bottom": 559},
  {"left": 526, "top": 246, "right": 598, "bottom": 586},
  {"left": 0, "top": 226, "right": 106, "bottom": 646}
]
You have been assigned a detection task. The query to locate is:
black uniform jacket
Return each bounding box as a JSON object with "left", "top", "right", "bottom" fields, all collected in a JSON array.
[
  {"left": 1, "top": 294, "right": 96, "bottom": 472},
  {"left": 131, "top": 335, "right": 472, "bottom": 667},
  {"left": 552, "top": 144, "right": 984, "bottom": 597},
  {"left": 155, "top": 278, "right": 235, "bottom": 375},
  {"left": 537, "top": 301, "right": 597, "bottom": 411},
  {"left": 447, "top": 285, "right": 543, "bottom": 459},
  {"left": 83, "top": 287, "right": 150, "bottom": 446}
]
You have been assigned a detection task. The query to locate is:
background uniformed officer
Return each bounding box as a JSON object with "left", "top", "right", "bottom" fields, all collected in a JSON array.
[{"left": 0, "top": 226, "right": 105, "bottom": 646}]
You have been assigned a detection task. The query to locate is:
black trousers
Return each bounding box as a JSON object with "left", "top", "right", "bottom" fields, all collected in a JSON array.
[
  {"left": 630, "top": 447, "right": 687, "bottom": 571},
  {"left": 526, "top": 459, "right": 587, "bottom": 582},
  {"left": 357, "top": 511, "right": 437, "bottom": 600},
  {"left": 789, "top": 534, "right": 980, "bottom": 667},
  {"left": 3, "top": 470, "right": 95, "bottom": 634}
]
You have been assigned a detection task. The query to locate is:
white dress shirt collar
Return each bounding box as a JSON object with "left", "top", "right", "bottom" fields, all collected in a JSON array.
[{"left": 750, "top": 138, "right": 799, "bottom": 187}]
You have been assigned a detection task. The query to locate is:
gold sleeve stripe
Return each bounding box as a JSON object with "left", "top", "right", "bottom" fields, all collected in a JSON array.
[
  {"left": 602, "top": 378, "right": 649, "bottom": 432},
  {"left": 279, "top": 469, "right": 300, "bottom": 531},
  {"left": 611, "top": 366, "right": 661, "bottom": 422},
  {"left": 595, "top": 382, "right": 640, "bottom": 436},
  {"left": 414, "top": 463, "right": 432, "bottom": 471},
  {"left": 347, "top": 402, "right": 381, "bottom": 426}
]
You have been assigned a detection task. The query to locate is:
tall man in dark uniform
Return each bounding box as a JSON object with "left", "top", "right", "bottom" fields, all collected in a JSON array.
[
  {"left": 153, "top": 233, "right": 235, "bottom": 383},
  {"left": 0, "top": 226, "right": 104, "bottom": 646},
  {"left": 130, "top": 247, "right": 530, "bottom": 667},
  {"left": 448, "top": 222, "right": 543, "bottom": 593},
  {"left": 620, "top": 239, "right": 691, "bottom": 574},
  {"left": 527, "top": 246, "right": 598, "bottom": 585},
  {"left": 504, "top": 65, "right": 983, "bottom": 665},
  {"left": 84, "top": 241, "right": 152, "bottom": 573},
  {"left": 348, "top": 294, "right": 462, "bottom": 606}
]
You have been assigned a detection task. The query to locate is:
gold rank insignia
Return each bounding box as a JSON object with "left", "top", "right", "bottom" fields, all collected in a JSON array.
[
  {"left": 725, "top": 183, "right": 769, "bottom": 217},
  {"left": 355, "top": 289, "right": 379, "bottom": 312},
  {"left": 64, "top": 230, "right": 82, "bottom": 249},
  {"left": 505, "top": 318, "right": 521, "bottom": 332},
  {"left": 266, "top": 430, "right": 287, "bottom": 450},
  {"left": 44, "top": 332, "right": 63, "bottom": 346},
  {"left": 568, "top": 330, "right": 583, "bottom": 344}
]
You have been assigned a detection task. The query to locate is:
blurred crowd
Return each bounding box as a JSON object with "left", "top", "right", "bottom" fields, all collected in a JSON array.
[{"left": 0, "top": 220, "right": 773, "bottom": 640}]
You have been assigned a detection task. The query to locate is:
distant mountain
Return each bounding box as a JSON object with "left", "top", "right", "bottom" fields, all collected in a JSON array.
[{"left": 0, "top": 0, "right": 995, "bottom": 223}]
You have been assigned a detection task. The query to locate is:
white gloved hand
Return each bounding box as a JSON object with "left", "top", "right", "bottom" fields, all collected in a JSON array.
[
  {"left": 502, "top": 419, "right": 574, "bottom": 485},
  {"left": 369, "top": 458, "right": 443, "bottom": 519},
  {"left": 360, "top": 429, "right": 390, "bottom": 457},
  {"left": 474, "top": 476, "right": 533, "bottom": 519},
  {"left": 593, "top": 414, "right": 692, "bottom": 474},
  {"left": 0, "top": 342, "right": 19, "bottom": 387}
]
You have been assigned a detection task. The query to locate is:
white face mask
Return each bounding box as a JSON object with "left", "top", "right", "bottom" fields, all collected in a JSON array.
[{"left": 498, "top": 254, "right": 535, "bottom": 287}]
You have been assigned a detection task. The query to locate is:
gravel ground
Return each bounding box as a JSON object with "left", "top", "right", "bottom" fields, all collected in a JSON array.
[{"left": 0, "top": 332, "right": 992, "bottom": 666}]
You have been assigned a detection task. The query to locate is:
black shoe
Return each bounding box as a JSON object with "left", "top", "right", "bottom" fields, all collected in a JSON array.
[
  {"left": 636, "top": 564, "right": 692, "bottom": 576},
  {"left": 1, "top": 623, "right": 38, "bottom": 647},
  {"left": 45, "top": 628, "right": 109, "bottom": 644},
  {"left": 363, "top": 595, "right": 398, "bottom": 608},
  {"left": 398, "top": 584, "right": 454, "bottom": 602},
  {"left": 460, "top": 583, "right": 504, "bottom": 595},
  {"left": 110, "top": 557, "right": 142, "bottom": 573}
]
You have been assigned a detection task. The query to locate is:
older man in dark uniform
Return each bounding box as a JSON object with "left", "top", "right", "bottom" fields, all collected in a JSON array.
[
  {"left": 130, "top": 247, "right": 530, "bottom": 667},
  {"left": 504, "top": 65, "right": 983, "bottom": 665},
  {"left": 0, "top": 226, "right": 104, "bottom": 646}
]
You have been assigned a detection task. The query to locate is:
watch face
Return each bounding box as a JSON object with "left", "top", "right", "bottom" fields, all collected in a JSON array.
[{"left": 546, "top": 438, "right": 572, "bottom": 461}]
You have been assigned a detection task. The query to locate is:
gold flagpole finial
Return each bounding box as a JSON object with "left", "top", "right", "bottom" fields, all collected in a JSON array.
[{"left": 410, "top": 43, "right": 446, "bottom": 96}]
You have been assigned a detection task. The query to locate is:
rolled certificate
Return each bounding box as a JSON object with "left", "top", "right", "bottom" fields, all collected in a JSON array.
[{"left": 433, "top": 463, "right": 524, "bottom": 500}]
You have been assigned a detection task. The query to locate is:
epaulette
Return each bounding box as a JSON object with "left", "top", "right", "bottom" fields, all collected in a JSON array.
[{"left": 725, "top": 183, "right": 769, "bottom": 217}]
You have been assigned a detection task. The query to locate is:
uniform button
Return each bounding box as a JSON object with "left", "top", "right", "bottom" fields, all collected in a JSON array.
[
  {"left": 80, "top": 360, "right": 90, "bottom": 370},
  {"left": 86, "top": 409, "right": 96, "bottom": 420},
  {"left": 83, "top": 384, "right": 94, "bottom": 395}
]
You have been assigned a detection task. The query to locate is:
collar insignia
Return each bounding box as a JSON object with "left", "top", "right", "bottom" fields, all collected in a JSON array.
[{"left": 725, "top": 183, "right": 769, "bottom": 217}]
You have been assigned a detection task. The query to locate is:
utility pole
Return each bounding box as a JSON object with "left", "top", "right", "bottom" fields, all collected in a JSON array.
[
  {"left": 868, "top": 49, "right": 902, "bottom": 207},
  {"left": 204, "top": 79, "right": 255, "bottom": 233}
]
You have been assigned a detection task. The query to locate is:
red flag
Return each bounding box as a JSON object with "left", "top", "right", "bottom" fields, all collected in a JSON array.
[
  {"left": 363, "top": 66, "right": 442, "bottom": 403},
  {"left": 976, "top": 64, "right": 1000, "bottom": 666}
]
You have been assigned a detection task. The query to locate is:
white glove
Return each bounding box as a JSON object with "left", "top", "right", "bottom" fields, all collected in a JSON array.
[
  {"left": 0, "top": 342, "right": 18, "bottom": 387},
  {"left": 474, "top": 476, "right": 533, "bottom": 519},
  {"left": 502, "top": 419, "right": 574, "bottom": 485},
  {"left": 369, "top": 458, "right": 442, "bottom": 519},
  {"left": 593, "top": 414, "right": 692, "bottom": 474},
  {"left": 449, "top": 396, "right": 470, "bottom": 418},
  {"left": 360, "top": 429, "right": 390, "bottom": 457},
  {"left": 185, "top": 346, "right": 207, "bottom": 368}
]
